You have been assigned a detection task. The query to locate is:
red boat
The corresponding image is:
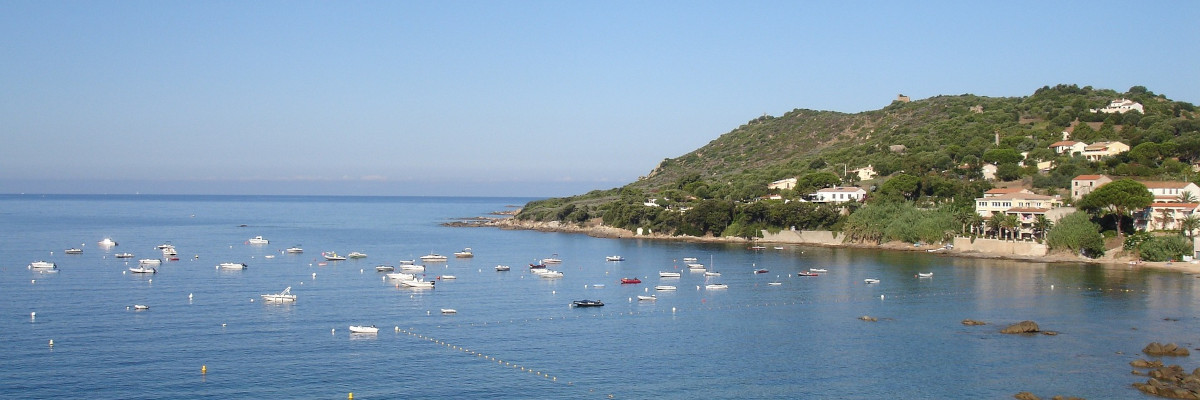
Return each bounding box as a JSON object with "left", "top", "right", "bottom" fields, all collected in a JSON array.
[
  {"left": 797, "top": 271, "right": 819, "bottom": 277},
  {"left": 620, "top": 278, "right": 641, "bottom": 284},
  {"left": 754, "top": 269, "right": 769, "bottom": 274}
]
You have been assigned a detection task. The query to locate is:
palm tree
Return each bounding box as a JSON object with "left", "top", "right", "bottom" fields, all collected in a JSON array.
[
  {"left": 1179, "top": 191, "right": 1197, "bottom": 203},
  {"left": 954, "top": 210, "right": 976, "bottom": 235},
  {"left": 1000, "top": 214, "right": 1021, "bottom": 240},
  {"left": 986, "top": 213, "right": 1004, "bottom": 239},
  {"left": 1032, "top": 215, "right": 1053, "bottom": 240},
  {"left": 970, "top": 214, "right": 985, "bottom": 237},
  {"left": 1158, "top": 207, "right": 1175, "bottom": 231},
  {"left": 1180, "top": 214, "right": 1200, "bottom": 238}
]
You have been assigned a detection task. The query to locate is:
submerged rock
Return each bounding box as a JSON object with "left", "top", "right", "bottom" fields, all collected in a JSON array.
[
  {"left": 962, "top": 319, "right": 987, "bottom": 326},
  {"left": 1014, "top": 392, "right": 1040, "bottom": 400},
  {"left": 1133, "top": 359, "right": 1166, "bottom": 369},
  {"left": 1001, "top": 320, "right": 1040, "bottom": 334},
  {"left": 859, "top": 315, "right": 877, "bottom": 322}
]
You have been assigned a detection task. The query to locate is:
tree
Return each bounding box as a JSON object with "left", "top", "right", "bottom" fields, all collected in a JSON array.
[
  {"left": 1045, "top": 211, "right": 1105, "bottom": 258},
  {"left": 982, "top": 148, "right": 1024, "bottom": 165},
  {"left": 1077, "top": 179, "right": 1153, "bottom": 237},
  {"left": 876, "top": 174, "right": 920, "bottom": 203},
  {"left": 999, "top": 214, "right": 1020, "bottom": 240},
  {"left": 1178, "top": 191, "right": 1197, "bottom": 203},
  {"left": 1033, "top": 215, "right": 1053, "bottom": 241},
  {"left": 1180, "top": 215, "right": 1200, "bottom": 238}
]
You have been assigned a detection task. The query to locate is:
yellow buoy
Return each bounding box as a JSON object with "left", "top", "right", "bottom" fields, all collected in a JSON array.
[
  {"left": 348, "top": 393, "right": 353, "bottom": 399},
  {"left": 201, "top": 365, "right": 207, "bottom": 374}
]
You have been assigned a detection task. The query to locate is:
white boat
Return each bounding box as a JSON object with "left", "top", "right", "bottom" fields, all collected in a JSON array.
[
  {"left": 535, "top": 270, "right": 563, "bottom": 278},
  {"left": 705, "top": 271, "right": 721, "bottom": 277},
  {"left": 160, "top": 246, "right": 177, "bottom": 256},
  {"left": 133, "top": 304, "right": 149, "bottom": 310},
  {"left": 705, "top": 283, "right": 729, "bottom": 290},
  {"left": 686, "top": 263, "right": 705, "bottom": 270},
  {"left": 98, "top": 238, "right": 118, "bottom": 247},
  {"left": 655, "top": 285, "right": 677, "bottom": 291},
  {"left": 768, "top": 282, "right": 782, "bottom": 286},
  {"left": 248, "top": 236, "right": 269, "bottom": 245},
  {"left": 29, "top": 261, "right": 57, "bottom": 269},
  {"left": 129, "top": 266, "right": 157, "bottom": 274},
  {"left": 386, "top": 272, "right": 416, "bottom": 281},
  {"left": 398, "top": 259, "right": 416, "bottom": 265},
  {"left": 375, "top": 265, "right": 395, "bottom": 272},
  {"left": 155, "top": 243, "right": 174, "bottom": 250},
  {"left": 264, "top": 255, "right": 275, "bottom": 259},
  {"left": 682, "top": 257, "right": 698, "bottom": 263},
  {"left": 454, "top": 248, "right": 474, "bottom": 258},
  {"left": 348, "top": 252, "right": 367, "bottom": 259},
  {"left": 322, "top": 252, "right": 347, "bottom": 261},
  {"left": 659, "top": 271, "right": 681, "bottom": 278},
  {"left": 286, "top": 246, "right": 304, "bottom": 253},
  {"left": 606, "top": 255, "right": 625, "bottom": 262},
  {"left": 637, "top": 295, "right": 657, "bottom": 301},
  {"left": 139, "top": 259, "right": 162, "bottom": 266},
  {"left": 64, "top": 248, "right": 83, "bottom": 254},
  {"left": 440, "top": 275, "right": 456, "bottom": 280},
  {"left": 864, "top": 278, "right": 880, "bottom": 284},
  {"left": 809, "top": 268, "right": 828, "bottom": 273},
  {"left": 542, "top": 254, "right": 562, "bottom": 264},
  {"left": 495, "top": 265, "right": 511, "bottom": 271},
  {"left": 114, "top": 252, "right": 134, "bottom": 258},
  {"left": 217, "top": 262, "right": 247, "bottom": 270},
  {"left": 773, "top": 246, "right": 784, "bottom": 250},
  {"left": 441, "top": 308, "right": 457, "bottom": 314},
  {"left": 401, "top": 279, "right": 435, "bottom": 288},
  {"left": 420, "top": 253, "right": 448, "bottom": 262},
  {"left": 260, "top": 287, "right": 297, "bottom": 303},
  {"left": 917, "top": 272, "right": 933, "bottom": 278},
  {"left": 399, "top": 264, "right": 425, "bottom": 272},
  {"left": 348, "top": 325, "right": 378, "bottom": 334}
]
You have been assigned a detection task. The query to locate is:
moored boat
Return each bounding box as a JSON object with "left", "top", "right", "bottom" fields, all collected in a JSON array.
[
  {"left": 29, "top": 261, "right": 57, "bottom": 269},
  {"left": 495, "top": 265, "right": 511, "bottom": 271},
  {"left": 528, "top": 263, "right": 547, "bottom": 269},
  {"left": 798, "top": 271, "right": 819, "bottom": 277},
  {"left": 637, "top": 295, "right": 657, "bottom": 301},
  {"left": 64, "top": 248, "right": 83, "bottom": 254},
  {"left": 917, "top": 272, "right": 933, "bottom": 278},
  {"left": 655, "top": 285, "right": 677, "bottom": 291},
  {"left": 286, "top": 246, "right": 304, "bottom": 253},
  {"left": 620, "top": 277, "right": 641, "bottom": 284},
  {"left": 534, "top": 270, "right": 563, "bottom": 278},
  {"left": 453, "top": 248, "right": 474, "bottom": 258},
  {"left": 260, "top": 287, "right": 297, "bottom": 303},
  {"left": 133, "top": 304, "right": 149, "bottom": 310},
  {"left": 441, "top": 308, "right": 457, "bottom": 314},
  {"left": 864, "top": 278, "right": 880, "bottom": 284},
  {"left": 139, "top": 259, "right": 162, "bottom": 266},
  {"left": 605, "top": 255, "right": 624, "bottom": 262},
  {"left": 98, "top": 238, "right": 118, "bottom": 247},
  {"left": 682, "top": 257, "right": 698, "bottom": 263},
  {"left": 114, "top": 252, "right": 134, "bottom": 258},
  {"left": 420, "top": 253, "right": 448, "bottom": 262},
  {"left": 217, "top": 262, "right": 247, "bottom": 270},
  {"left": 247, "top": 236, "right": 269, "bottom": 245},
  {"left": 542, "top": 254, "right": 562, "bottom": 264},
  {"left": 386, "top": 272, "right": 416, "bottom": 281},
  {"left": 401, "top": 279, "right": 435, "bottom": 288},
  {"left": 754, "top": 269, "right": 769, "bottom": 274},
  {"left": 809, "top": 268, "right": 828, "bottom": 273},
  {"left": 375, "top": 265, "right": 395, "bottom": 272},
  {"left": 322, "top": 252, "right": 347, "bottom": 261},
  {"left": 399, "top": 263, "right": 425, "bottom": 272},
  {"left": 571, "top": 299, "right": 604, "bottom": 307},
  {"left": 348, "top": 325, "right": 378, "bottom": 334},
  {"left": 347, "top": 252, "right": 367, "bottom": 259},
  {"left": 659, "top": 271, "right": 681, "bottom": 278},
  {"left": 705, "top": 283, "right": 729, "bottom": 290},
  {"left": 129, "top": 266, "right": 156, "bottom": 274}
]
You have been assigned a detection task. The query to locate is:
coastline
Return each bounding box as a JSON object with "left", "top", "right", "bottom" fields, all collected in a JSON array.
[{"left": 446, "top": 215, "right": 1200, "bottom": 275}]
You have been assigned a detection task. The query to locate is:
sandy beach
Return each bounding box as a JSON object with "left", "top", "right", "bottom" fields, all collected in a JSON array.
[{"left": 447, "top": 215, "right": 1200, "bottom": 275}]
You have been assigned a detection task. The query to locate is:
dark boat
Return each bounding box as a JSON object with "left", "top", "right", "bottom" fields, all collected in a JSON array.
[
  {"left": 529, "top": 263, "right": 547, "bottom": 269},
  {"left": 620, "top": 278, "right": 641, "bottom": 284},
  {"left": 571, "top": 300, "right": 604, "bottom": 307},
  {"left": 798, "top": 271, "right": 819, "bottom": 277},
  {"left": 754, "top": 269, "right": 769, "bottom": 274}
]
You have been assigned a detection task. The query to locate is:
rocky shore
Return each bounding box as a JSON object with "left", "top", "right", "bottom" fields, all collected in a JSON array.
[{"left": 444, "top": 214, "right": 1200, "bottom": 275}]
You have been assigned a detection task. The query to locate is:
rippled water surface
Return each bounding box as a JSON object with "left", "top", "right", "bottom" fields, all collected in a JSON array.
[{"left": 2, "top": 194, "right": 1198, "bottom": 399}]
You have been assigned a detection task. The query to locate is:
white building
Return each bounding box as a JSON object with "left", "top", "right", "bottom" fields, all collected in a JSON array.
[
  {"left": 1049, "top": 140, "right": 1087, "bottom": 155},
  {"left": 1141, "top": 181, "right": 1200, "bottom": 203},
  {"left": 1071, "top": 175, "right": 1113, "bottom": 199},
  {"left": 811, "top": 187, "right": 867, "bottom": 203},
  {"left": 1091, "top": 98, "right": 1144, "bottom": 114},
  {"left": 974, "top": 192, "right": 1063, "bottom": 217},
  {"left": 850, "top": 166, "right": 877, "bottom": 181},
  {"left": 768, "top": 177, "right": 797, "bottom": 191}
]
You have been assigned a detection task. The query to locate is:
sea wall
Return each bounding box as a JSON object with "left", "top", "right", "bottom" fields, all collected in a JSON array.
[
  {"left": 952, "top": 237, "right": 1048, "bottom": 257},
  {"left": 758, "top": 230, "right": 843, "bottom": 246}
]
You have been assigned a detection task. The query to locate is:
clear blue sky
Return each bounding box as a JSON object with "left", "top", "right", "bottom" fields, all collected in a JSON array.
[{"left": 2, "top": 1, "right": 1197, "bottom": 197}]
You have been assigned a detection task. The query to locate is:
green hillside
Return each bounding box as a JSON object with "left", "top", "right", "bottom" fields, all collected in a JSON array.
[{"left": 517, "top": 84, "right": 1199, "bottom": 242}]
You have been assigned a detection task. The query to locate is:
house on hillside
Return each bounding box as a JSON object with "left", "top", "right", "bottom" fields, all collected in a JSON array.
[
  {"left": 811, "top": 187, "right": 866, "bottom": 203},
  {"left": 1091, "top": 98, "right": 1144, "bottom": 114},
  {"left": 768, "top": 177, "right": 797, "bottom": 191},
  {"left": 1050, "top": 140, "right": 1087, "bottom": 155},
  {"left": 981, "top": 164, "right": 998, "bottom": 181},
  {"left": 1082, "top": 141, "right": 1130, "bottom": 161},
  {"left": 1140, "top": 181, "right": 1200, "bottom": 203},
  {"left": 850, "top": 166, "right": 877, "bottom": 181},
  {"left": 1136, "top": 203, "right": 1200, "bottom": 232},
  {"left": 974, "top": 192, "right": 1063, "bottom": 217},
  {"left": 1072, "top": 175, "right": 1112, "bottom": 199}
]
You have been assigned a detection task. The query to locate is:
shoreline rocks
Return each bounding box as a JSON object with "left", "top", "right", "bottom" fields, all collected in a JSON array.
[
  {"left": 1145, "top": 342, "right": 1192, "bottom": 357},
  {"left": 1001, "top": 321, "right": 1040, "bottom": 334}
]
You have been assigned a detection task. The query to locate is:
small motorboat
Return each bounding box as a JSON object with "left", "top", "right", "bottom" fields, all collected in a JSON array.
[
  {"left": 768, "top": 282, "right": 782, "bottom": 286},
  {"left": 637, "top": 295, "right": 657, "bottom": 301},
  {"left": 864, "top": 278, "right": 880, "bottom": 284},
  {"left": 659, "top": 271, "right": 681, "bottom": 278},
  {"left": 29, "top": 261, "right": 57, "bottom": 269},
  {"left": 440, "top": 309, "right": 457, "bottom": 314},
  {"left": 348, "top": 325, "right": 378, "bottom": 334},
  {"left": 754, "top": 269, "right": 769, "bottom": 274},
  {"left": 286, "top": 246, "right": 304, "bottom": 253},
  {"left": 528, "top": 263, "right": 547, "bottom": 269},
  {"left": 420, "top": 253, "right": 448, "bottom": 262},
  {"left": 114, "top": 252, "right": 134, "bottom": 258},
  {"left": 542, "top": 254, "right": 563, "bottom": 264},
  {"left": 620, "top": 278, "right": 641, "bottom": 284},
  {"left": 705, "top": 283, "right": 729, "bottom": 290},
  {"left": 399, "top": 263, "right": 425, "bottom": 272},
  {"left": 247, "top": 236, "right": 269, "bottom": 245},
  {"left": 749, "top": 245, "right": 766, "bottom": 250},
  {"left": 133, "top": 304, "right": 149, "bottom": 310},
  {"left": 440, "top": 275, "right": 456, "bottom": 280},
  {"left": 386, "top": 272, "right": 415, "bottom": 281},
  {"left": 606, "top": 255, "right": 625, "bottom": 262},
  {"left": 322, "top": 252, "right": 347, "bottom": 261},
  {"left": 917, "top": 272, "right": 933, "bottom": 278},
  {"left": 64, "top": 248, "right": 83, "bottom": 254},
  {"left": 375, "top": 265, "right": 395, "bottom": 272},
  {"left": 655, "top": 285, "right": 677, "bottom": 291},
  {"left": 347, "top": 252, "right": 367, "bottom": 259},
  {"left": 495, "top": 265, "right": 511, "bottom": 271},
  {"left": 571, "top": 300, "right": 604, "bottom": 307},
  {"left": 98, "top": 238, "right": 118, "bottom": 247},
  {"left": 682, "top": 257, "right": 698, "bottom": 263},
  {"left": 217, "top": 262, "right": 247, "bottom": 270},
  {"left": 139, "top": 259, "right": 162, "bottom": 266},
  {"left": 773, "top": 246, "right": 784, "bottom": 250},
  {"left": 809, "top": 268, "right": 828, "bottom": 273},
  {"left": 798, "top": 271, "right": 819, "bottom": 277},
  {"left": 535, "top": 270, "right": 564, "bottom": 278},
  {"left": 260, "top": 287, "right": 297, "bottom": 303},
  {"left": 686, "top": 263, "right": 705, "bottom": 270},
  {"left": 160, "top": 245, "right": 177, "bottom": 256},
  {"left": 129, "top": 266, "right": 157, "bottom": 274},
  {"left": 454, "top": 248, "right": 474, "bottom": 258},
  {"left": 704, "top": 271, "right": 720, "bottom": 277},
  {"left": 401, "top": 279, "right": 436, "bottom": 288}
]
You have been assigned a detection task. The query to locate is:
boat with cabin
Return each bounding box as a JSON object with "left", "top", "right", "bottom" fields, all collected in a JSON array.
[
  {"left": 420, "top": 253, "right": 448, "bottom": 262},
  {"left": 286, "top": 246, "right": 304, "bottom": 253},
  {"left": 29, "top": 261, "right": 57, "bottom": 269},
  {"left": 322, "top": 252, "right": 347, "bottom": 261},
  {"left": 64, "top": 248, "right": 83, "bottom": 254},
  {"left": 347, "top": 252, "right": 367, "bottom": 259},
  {"left": 128, "top": 266, "right": 156, "bottom": 274},
  {"left": 248, "top": 236, "right": 269, "bottom": 245},
  {"left": 606, "top": 255, "right": 624, "bottom": 262},
  {"left": 218, "top": 262, "right": 247, "bottom": 270},
  {"left": 98, "top": 238, "right": 118, "bottom": 247},
  {"left": 541, "top": 254, "right": 562, "bottom": 264},
  {"left": 454, "top": 248, "right": 474, "bottom": 258},
  {"left": 114, "top": 252, "right": 134, "bottom": 258},
  {"left": 495, "top": 265, "right": 511, "bottom": 271},
  {"left": 375, "top": 265, "right": 395, "bottom": 272},
  {"left": 659, "top": 271, "right": 681, "bottom": 278},
  {"left": 620, "top": 277, "right": 641, "bottom": 284}
]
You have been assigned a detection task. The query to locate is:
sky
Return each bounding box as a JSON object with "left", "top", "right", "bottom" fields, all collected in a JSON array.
[{"left": 2, "top": 1, "right": 1197, "bottom": 197}]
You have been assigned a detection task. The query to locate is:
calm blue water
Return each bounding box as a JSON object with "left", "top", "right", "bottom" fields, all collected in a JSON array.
[{"left": 2, "top": 194, "right": 1199, "bottom": 399}]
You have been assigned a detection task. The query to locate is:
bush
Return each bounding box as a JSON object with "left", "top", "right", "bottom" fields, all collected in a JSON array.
[
  {"left": 1046, "top": 212, "right": 1105, "bottom": 258},
  {"left": 1138, "top": 236, "right": 1193, "bottom": 262}
]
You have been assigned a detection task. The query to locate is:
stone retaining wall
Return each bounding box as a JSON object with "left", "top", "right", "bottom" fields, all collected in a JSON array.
[
  {"left": 952, "top": 237, "right": 1048, "bottom": 257},
  {"left": 759, "top": 230, "right": 843, "bottom": 245}
]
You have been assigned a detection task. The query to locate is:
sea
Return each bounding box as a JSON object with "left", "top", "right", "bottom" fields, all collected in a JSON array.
[{"left": 2, "top": 194, "right": 1199, "bottom": 399}]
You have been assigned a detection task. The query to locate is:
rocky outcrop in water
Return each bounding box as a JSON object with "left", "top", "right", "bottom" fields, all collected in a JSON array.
[
  {"left": 1001, "top": 321, "right": 1040, "bottom": 334},
  {"left": 1132, "top": 364, "right": 1200, "bottom": 399},
  {"left": 1013, "top": 392, "right": 1085, "bottom": 400},
  {"left": 859, "top": 315, "right": 877, "bottom": 322},
  {"left": 1145, "top": 342, "right": 1192, "bottom": 357},
  {"left": 962, "top": 319, "right": 987, "bottom": 326}
]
